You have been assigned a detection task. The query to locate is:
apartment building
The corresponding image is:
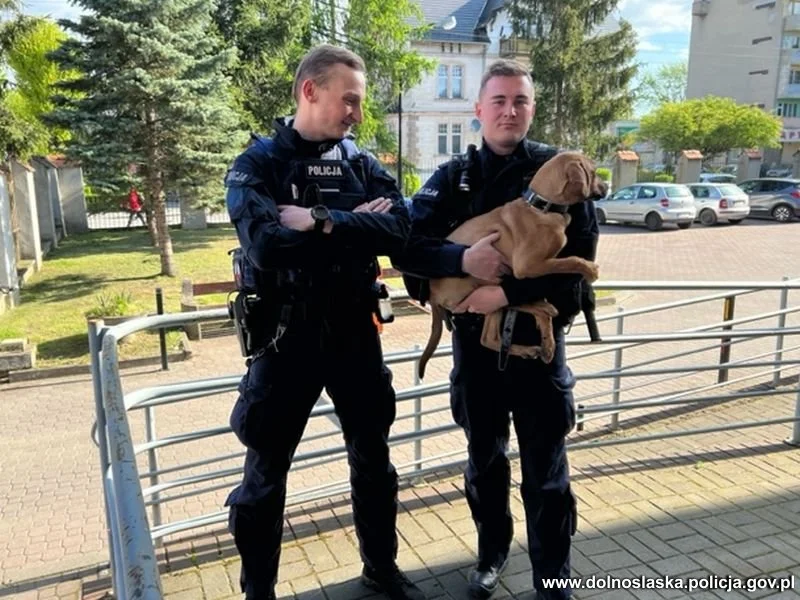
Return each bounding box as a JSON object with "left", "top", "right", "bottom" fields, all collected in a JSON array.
[{"left": 687, "top": 0, "right": 800, "bottom": 165}]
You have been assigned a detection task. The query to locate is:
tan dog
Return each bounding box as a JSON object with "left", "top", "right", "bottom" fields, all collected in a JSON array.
[{"left": 416, "top": 151, "right": 607, "bottom": 379}]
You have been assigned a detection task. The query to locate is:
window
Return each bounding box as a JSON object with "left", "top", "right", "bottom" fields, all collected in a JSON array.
[
  {"left": 638, "top": 186, "right": 658, "bottom": 199},
  {"left": 438, "top": 124, "right": 448, "bottom": 154},
  {"left": 666, "top": 186, "right": 692, "bottom": 197},
  {"left": 451, "top": 124, "right": 462, "bottom": 155},
  {"left": 790, "top": 70, "right": 800, "bottom": 84},
  {"left": 612, "top": 187, "right": 636, "bottom": 201},
  {"left": 790, "top": 1, "right": 800, "bottom": 15},
  {"left": 437, "top": 65, "right": 448, "bottom": 99},
  {"left": 783, "top": 35, "right": 800, "bottom": 48},
  {"left": 777, "top": 102, "right": 800, "bottom": 117},
  {"left": 452, "top": 66, "right": 463, "bottom": 99},
  {"left": 436, "top": 63, "right": 465, "bottom": 99}
]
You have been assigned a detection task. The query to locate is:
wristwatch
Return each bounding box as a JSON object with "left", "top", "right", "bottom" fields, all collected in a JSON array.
[{"left": 310, "top": 204, "right": 331, "bottom": 233}]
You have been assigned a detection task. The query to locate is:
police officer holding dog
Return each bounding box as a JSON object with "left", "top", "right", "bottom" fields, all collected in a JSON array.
[
  {"left": 394, "top": 59, "right": 599, "bottom": 599},
  {"left": 224, "top": 44, "right": 425, "bottom": 600}
]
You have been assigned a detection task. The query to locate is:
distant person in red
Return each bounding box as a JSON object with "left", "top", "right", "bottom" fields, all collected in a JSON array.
[{"left": 126, "top": 187, "right": 146, "bottom": 228}]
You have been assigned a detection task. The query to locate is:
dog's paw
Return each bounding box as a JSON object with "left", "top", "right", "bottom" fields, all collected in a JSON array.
[{"left": 540, "top": 336, "right": 556, "bottom": 364}]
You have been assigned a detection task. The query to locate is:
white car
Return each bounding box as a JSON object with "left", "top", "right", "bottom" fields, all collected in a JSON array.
[
  {"left": 688, "top": 183, "right": 750, "bottom": 226},
  {"left": 597, "top": 183, "right": 697, "bottom": 231}
]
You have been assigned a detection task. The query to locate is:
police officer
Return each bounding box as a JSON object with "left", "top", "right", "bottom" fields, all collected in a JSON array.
[
  {"left": 224, "top": 45, "right": 425, "bottom": 600},
  {"left": 394, "top": 59, "right": 599, "bottom": 600}
]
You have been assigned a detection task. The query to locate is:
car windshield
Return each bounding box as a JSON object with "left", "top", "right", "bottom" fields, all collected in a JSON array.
[
  {"left": 718, "top": 185, "right": 742, "bottom": 195},
  {"left": 665, "top": 186, "right": 691, "bottom": 197}
]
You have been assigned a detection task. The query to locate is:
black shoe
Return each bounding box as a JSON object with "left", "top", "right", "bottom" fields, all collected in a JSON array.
[
  {"left": 468, "top": 557, "right": 508, "bottom": 599},
  {"left": 361, "top": 564, "right": 426, "bottom": 600}
]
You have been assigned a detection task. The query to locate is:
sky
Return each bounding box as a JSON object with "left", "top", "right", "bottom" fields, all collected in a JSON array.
[{"left": 617, "top": 0, "right": 692, "bottom": 79}]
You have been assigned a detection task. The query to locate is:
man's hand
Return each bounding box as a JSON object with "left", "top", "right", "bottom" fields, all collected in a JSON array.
[
  {"left": 452, "top": 285, "right": 509, "bottom": 315},
  {"left": 277, "top": 205, "right": 314, "bottom": 231},
  {"left": 353, "top": 197, "right": 393, "bottom": 214},
  {"left": 462, "top": 232, "right": 510, "bottom": 283}
]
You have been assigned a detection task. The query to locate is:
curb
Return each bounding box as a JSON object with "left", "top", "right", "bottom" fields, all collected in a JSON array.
[{"left": 5, "top": 332, "right": 194, "bottom": 384}]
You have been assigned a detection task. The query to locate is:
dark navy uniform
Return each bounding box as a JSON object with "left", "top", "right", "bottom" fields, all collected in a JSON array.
[
  {"left": 394, "top": 139, "right": 598, "bottom": 600},
  {"left": 224, "top": 118, "right": 410, "bottom": 599}
]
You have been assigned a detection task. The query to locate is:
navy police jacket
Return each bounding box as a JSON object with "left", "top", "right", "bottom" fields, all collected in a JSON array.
[
  {"left": 225, "top": 117, "right": 409, "bottom": 280},
  {"left": 393, "top": 139, "right": 599, "bottom": 321}
]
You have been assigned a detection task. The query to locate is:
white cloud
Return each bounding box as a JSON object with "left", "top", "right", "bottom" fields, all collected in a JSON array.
[
  {"left": 21, "top": 0, "right": 84, "bottom": 22},
  {"left": 638, "top": 40, "right": 663, "bottom": 52},
  {"left": 618, "top": 0, "right": 692, "bottom": 39}
]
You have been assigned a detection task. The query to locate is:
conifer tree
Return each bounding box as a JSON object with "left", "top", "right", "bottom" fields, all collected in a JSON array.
[
  {"left": 507, "top": 0, "right": 638, "bottom": 149},
  {"left": 50, "top": 0, "right": 246, "bottom": 276}
]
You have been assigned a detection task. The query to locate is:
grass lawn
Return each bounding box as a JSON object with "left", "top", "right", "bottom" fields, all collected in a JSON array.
[{"left": 0, "top": 226, "right": 241, "bottom": 367}]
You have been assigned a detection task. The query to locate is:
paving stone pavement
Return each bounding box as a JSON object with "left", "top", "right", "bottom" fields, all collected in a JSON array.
[{"left": 1, "top": 219, "right": 800, "bottom": 599}]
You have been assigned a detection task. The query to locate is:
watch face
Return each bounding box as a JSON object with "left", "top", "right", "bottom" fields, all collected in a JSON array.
[{"left": 312, "top": 205, "right": 329, "bottom": 220}]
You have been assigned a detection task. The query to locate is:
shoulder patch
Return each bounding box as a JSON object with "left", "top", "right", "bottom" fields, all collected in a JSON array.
[{"left": 417, "top": 187, "right": 439, "bottom": 198}]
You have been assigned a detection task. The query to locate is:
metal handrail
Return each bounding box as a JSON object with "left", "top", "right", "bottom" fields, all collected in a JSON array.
[{"left": 90, "top": 280, "right": 800, "bottom": 599}]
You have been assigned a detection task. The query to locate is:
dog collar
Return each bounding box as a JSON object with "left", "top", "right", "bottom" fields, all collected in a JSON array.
[{"left": 522, "top": 188, "right": 570, "bottom": 214}]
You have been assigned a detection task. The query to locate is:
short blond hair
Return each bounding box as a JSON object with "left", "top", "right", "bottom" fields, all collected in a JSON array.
[
  {"left": 479, "top": 59, "right": 534, "bottom": 97},
  {"left": 292, "top": 44, "right": 366, "bottom": 101}
]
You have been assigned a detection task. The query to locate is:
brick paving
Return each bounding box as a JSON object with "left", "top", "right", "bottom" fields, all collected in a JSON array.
[{"left": 1, "top": 219, "right": 800, "bottom": 599}]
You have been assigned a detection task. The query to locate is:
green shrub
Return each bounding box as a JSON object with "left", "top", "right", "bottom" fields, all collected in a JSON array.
[
  {"left": 653, "top": 173, "right": 674, "bottom": 183},
  {"left": 596, "top": 167, "right": 611, "bottom": 182},
  {"left": 85, "top": 290, "right": 138, "bottom": 319}
]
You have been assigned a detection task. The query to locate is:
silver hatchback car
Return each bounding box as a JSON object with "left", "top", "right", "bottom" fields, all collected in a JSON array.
[
  {"left": 736, "top": 178, "right": 800, "bottom": 222},
  {"left": 688, "top": 183, "right": 749, "bottom": 226},
  {"left": 597, "top": 183, "right": 697, "bottom": 230}
]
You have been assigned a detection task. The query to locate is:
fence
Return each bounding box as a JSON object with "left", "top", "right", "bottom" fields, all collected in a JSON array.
[
  {"left": 89, "top": 280, "right": 800, "bottom": 599},
  {"left": 87, "top": 193, "right": 232, "bottom": 230}
]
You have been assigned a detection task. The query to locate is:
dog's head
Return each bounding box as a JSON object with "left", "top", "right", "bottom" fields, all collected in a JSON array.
[{"left": 529, "top": 151, "right": 608, "bottom": 205}]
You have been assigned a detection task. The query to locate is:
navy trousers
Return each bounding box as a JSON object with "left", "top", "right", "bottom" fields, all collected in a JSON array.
[
  {"left": 450, "top": 316, "right": 577, "bottom": 599},
  {"left": 225, "top": 307, "right": 398, "bottom": 598}
]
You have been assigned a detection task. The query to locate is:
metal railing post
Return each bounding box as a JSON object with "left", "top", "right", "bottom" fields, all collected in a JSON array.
[
  {"left": 413, "top": 344, "right": 422, "bottom": 471},
  {"left": 88, "top": 320, "right": 120, "bottom": 596},
  {"left": 773, "top": 276, "right": 789, "bottom": 387},
  {"left": 610, "top": 307, "right": 624, "bottom": 430},
  {"left": 156, "top": 287, "right": 168, "bottom": 371},
  {"left": 787, "top": 376, "right": 800, "bottom": 447},
  {"left": 717, "top": 295, "right": 736, "bottom": 383},
  {"left": 145, "top": 407, "right": 162, "bottom": 546}
]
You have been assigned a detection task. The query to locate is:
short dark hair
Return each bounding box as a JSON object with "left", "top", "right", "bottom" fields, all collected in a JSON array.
[
  {"left": 479, "top": 59, "right": 534, "bottom": 97},
  {"left": 292, "top": 44, "right": 366, "bottom": 101}
]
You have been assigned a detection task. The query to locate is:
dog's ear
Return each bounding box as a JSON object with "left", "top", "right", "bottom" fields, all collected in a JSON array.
[{"left": 563, "top": 160, "right": 590, "bottom": 200}]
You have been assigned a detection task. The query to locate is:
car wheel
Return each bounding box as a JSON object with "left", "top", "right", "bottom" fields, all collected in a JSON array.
[
  {"left": 677, "top": 222, "right": 692, "bottom": 229},
  {"left": 699, "top": 209, "right": 717, "bottom": 226},
  {"left": 597, "top": 209, "right": 607, "bottom": 225},
  {"left": 771, "top": 204, "right": 794, "bottom": 222},
  {"left": 645, "top": 212, "right": 663, "bottom": 231},
  {"left": 728, "top": 219, "right": 743, "bottom": 224}
]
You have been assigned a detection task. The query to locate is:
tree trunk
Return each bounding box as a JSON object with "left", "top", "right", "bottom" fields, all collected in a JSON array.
[
  {"left": 144, "top": 203, "right": 159, "bottom": 247},
  {"left": 152, "top": 188, "right": 174, "bottom": 276},
  {"left": 145, "top": 107, "right": 175, "bottom": 276}
]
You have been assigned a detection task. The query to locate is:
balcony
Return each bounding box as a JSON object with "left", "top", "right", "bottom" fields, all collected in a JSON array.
[
  {"left": 781, "top": 83, "right": 800, "bottom": 98},
  {"left": 692, "top": 0, "right": 710, "bottom": 17},
  {"left": 785, "top": 14, "right": 800, "bottom": 32},
  {"left": 499, "top": 37, "right": 533, "bottom": 65}
]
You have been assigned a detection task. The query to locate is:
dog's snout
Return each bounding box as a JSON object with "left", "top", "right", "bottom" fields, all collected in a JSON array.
[{"left": 595, "top": 178, "right": 609, "bottom": 199}]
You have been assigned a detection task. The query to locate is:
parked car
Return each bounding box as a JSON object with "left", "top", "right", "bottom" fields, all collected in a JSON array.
[
  {"left": 688, "top": 183, "right": 749, "bottom": 225},
  {"left": 596, "top": 183, "right": 697, "bottom": 231},
  {"left": 698, "top": 172, "right": 736, "bottom": 184},
  {"left": 735, "top": 178, "right": 800, "bottom": 222}
]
